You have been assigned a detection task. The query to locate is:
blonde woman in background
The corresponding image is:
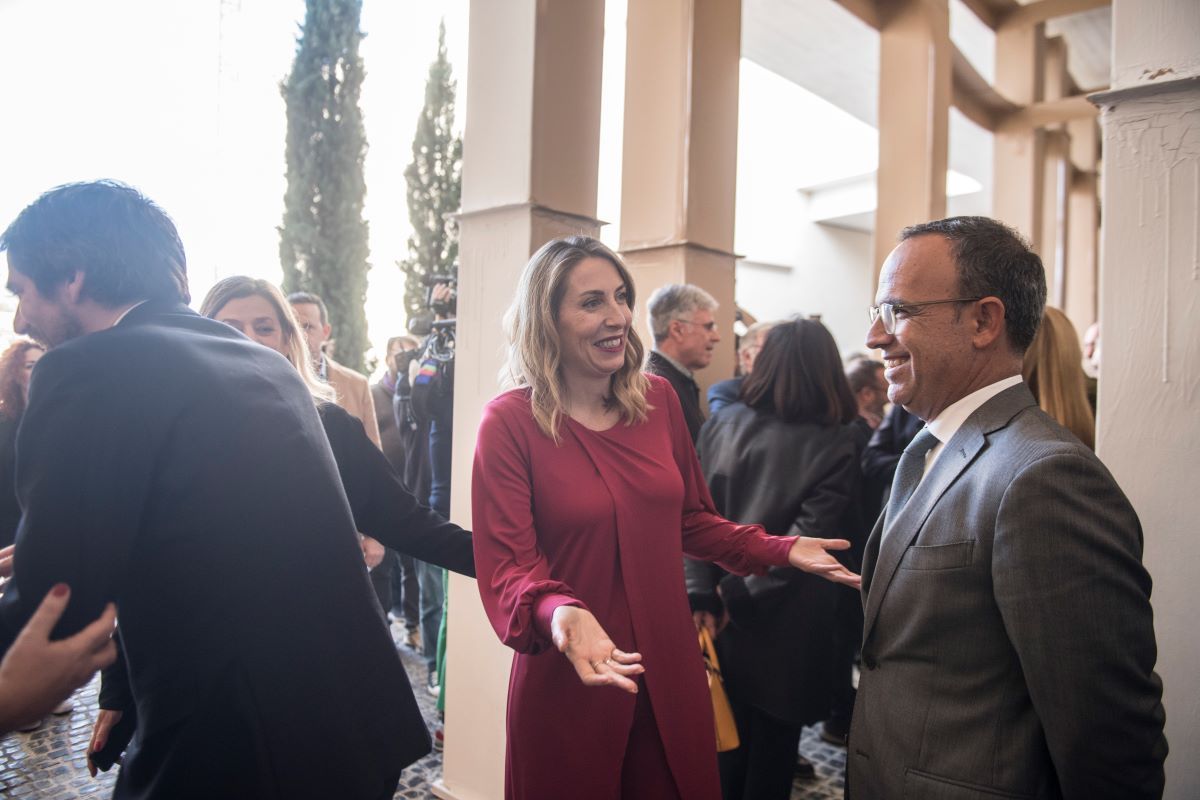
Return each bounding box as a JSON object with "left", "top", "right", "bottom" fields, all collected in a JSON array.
[{"left": 1022, "top": 306, "right": 1095, "bottom": 449}]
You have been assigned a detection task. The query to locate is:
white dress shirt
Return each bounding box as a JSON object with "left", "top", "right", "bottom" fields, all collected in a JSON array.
[{"left": 921, "top": 374, "right": 1023, "bottom": 478}]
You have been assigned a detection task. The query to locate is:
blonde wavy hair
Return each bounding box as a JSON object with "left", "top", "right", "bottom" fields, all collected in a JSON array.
[
  {"left": 1022, "top": 306, "right": 1095, "bottom": 449},
  {"left": 199, "top": 276, "right": 336, "bottom": 404},
  {"left": 502, "top": 236, "right": 649, "bottom": 442}
]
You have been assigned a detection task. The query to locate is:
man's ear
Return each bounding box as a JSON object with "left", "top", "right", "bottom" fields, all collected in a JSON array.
[
  {"left": 322, "top": 322, "right": 332, "bottom": 340},
  {"left": 667, "top": 319, "right": 684, "bottom": 342},
  {"left": 61, "top": 271, "right": 86, "bottom": 304},
  {"left": 971, "top": 296, "right": 1007, "bottom": 349}
]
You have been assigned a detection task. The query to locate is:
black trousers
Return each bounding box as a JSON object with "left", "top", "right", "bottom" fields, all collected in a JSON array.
[{"left": 718, "top": 696, "right": 803, "bottom": 800}]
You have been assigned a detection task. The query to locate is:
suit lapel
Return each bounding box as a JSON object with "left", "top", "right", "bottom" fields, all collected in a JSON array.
[{"left": 861, "top": 384, "right": 1038, "bottom": 643}]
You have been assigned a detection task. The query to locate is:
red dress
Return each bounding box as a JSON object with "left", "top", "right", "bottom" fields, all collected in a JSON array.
[{"left": 472, "top": 375, "right": 794, "bottom": 799}]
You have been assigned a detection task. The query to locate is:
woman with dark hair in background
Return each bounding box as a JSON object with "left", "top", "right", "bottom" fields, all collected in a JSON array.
[
  {"left": 87, "top": 276, "right": 475, "bottom": 774},
  {"left": 689, "top": 318, "right": 865, "bottom": 800},
  {"left": 0, "top": 338, "right": 44, "bottom": 547}
]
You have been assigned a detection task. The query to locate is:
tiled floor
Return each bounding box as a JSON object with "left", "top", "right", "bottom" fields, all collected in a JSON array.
[{"left": 0, "top": 623, "right": 846, "bottom": 799}]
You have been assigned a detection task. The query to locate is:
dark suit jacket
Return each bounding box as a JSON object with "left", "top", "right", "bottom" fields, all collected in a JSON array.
[
  {"left": 0, "top": 303, "right": 424, "bottom": 800},
  {"left": 850, "top": 384, "right": 1166, "bottom": 800},
  {"left": 687, "top": 402, "right": 863, "bottom": 726},
  {"left": 370, "top": 379, "right": 405, "bottom": 474},
  {"left": 645, "top": 350, "right": 704, "bottom": 442},
  {"left": 706, "top": 377, "right": 742, "bottom": 417}
]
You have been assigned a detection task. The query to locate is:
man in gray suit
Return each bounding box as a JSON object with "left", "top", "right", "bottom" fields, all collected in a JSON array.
[{"left": 850, "top": 217, "right": 1166, "bottom": 799}]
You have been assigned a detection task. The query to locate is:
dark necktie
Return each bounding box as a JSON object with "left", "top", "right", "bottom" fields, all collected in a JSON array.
[{"left": 882, "top": 427, "right": 939, "bottom": 538}]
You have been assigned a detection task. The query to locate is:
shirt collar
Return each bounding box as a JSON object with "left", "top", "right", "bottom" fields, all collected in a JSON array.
[
  {"left": 653, "top": 349, "right": 695, "bottom": 381},
  {"left": 111, "top": 300, "right": 150, "bottom": 328},
  {"left": 926, "top": 374, "right": 1023, "bottom": 446}
]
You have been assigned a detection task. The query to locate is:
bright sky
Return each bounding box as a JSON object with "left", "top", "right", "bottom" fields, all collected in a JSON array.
[
  {"left": 0, "top": 0, "right": 976, "bottom": 370},
  {"left": 0, "top": 0, "right": 469, "bottom": 368}
]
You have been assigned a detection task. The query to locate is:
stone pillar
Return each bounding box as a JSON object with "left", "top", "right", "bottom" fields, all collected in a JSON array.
[
  {"left": 1093, "top": 1, "right": 1200, "bottom": 797},
  {"left": 437, "top": 1, "right": 605, "bottom": 797},
  {"left": 620, "top": 0, "right": 742, "bottom": 398},
  {"left": 874, "top": 0, "right": 952, "bottom": 282},
  {"left": 993, "top": 18, "right": 1046, "bottom": 248}
]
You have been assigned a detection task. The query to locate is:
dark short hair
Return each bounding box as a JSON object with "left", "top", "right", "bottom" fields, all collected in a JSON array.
[
  {"left": 900, "top": 216, "right": 1046, "bottom": 353},
  {"left": 845, "top": 357, "right": 884, "bottom": 394},
  {"left": 0, "top": 180, "right": 189, "bottom": 306},
  {"left": 740, "top": 319, "right": 858, "bottom": 426},
  {"left": 287, "top": 291, "right": 328, "bottom": 325}
]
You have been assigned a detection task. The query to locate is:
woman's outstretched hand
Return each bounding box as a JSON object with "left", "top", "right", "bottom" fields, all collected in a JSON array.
[
  {"left": 550, "top": 605, "right": 644, "bottom": 694},
  {"left": 787, "top": 537, "right": 861, "bottom": 589},
  {"left": 0, "top": 584, "right": 117, "bottom": 735}
]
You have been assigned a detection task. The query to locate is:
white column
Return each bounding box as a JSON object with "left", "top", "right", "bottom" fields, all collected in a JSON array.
[
  {"left": 1094, "top": 2, "right": 1200, "bottom": 797},
  {"left": 437, "top": 1, "right": 605, "bottom": 798}
]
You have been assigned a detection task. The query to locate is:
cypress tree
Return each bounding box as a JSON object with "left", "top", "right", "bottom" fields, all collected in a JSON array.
[
  {"left": 399, "top": 20, "right": 463, "bottom": 322},
  {"left": 279, "top": 0, "right": 370, "bottom": 371}
]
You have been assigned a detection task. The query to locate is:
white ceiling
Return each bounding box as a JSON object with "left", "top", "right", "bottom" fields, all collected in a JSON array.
[{"left": 741, "top": 0, "right": 1113, "bottom": 123}]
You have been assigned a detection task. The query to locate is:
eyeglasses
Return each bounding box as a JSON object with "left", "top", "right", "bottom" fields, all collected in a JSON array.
[
  {"left": 868, "top": 297, "right": 982, "bottom": 335},
  {"left": 675, "top": 318, "right": 718, "bottom": 333}
]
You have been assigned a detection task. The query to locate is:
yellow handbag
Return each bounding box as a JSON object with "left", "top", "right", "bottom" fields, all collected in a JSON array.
[{"left": 699, "top": 627, "right": 740, "bottom": 752}]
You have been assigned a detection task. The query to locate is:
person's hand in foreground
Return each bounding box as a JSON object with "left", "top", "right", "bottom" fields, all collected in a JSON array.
[
  {"left": 692, "top": 610, "right": 719, "bottom": 640},
  {"left": 0, "top": 584, "right": 117, "bottom": 734},
  {"left": 87, "top": 708, "right": 124, "bottom": 777},
  {"left": 551, "top": 605, "right": 644, "bottom": 694},
  {"left": 0, "top": 544, "right": 14, "bottom": 580},
  {"left": 361, "top": 535, "right": 386, "bottom": 570},
  {"left": 787, "top": 537, "right": 861, "bottom": 589}
]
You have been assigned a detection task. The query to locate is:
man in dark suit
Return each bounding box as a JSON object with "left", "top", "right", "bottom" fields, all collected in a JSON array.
[
  {"left": 850, "top": 216, "right": 1166, "bottom": 799},
  {"left": 0, "top": 181, "right": 424, "bottom": 799},
  {"left": 644, "top": 283, "right": 721, "bottom": 441}
]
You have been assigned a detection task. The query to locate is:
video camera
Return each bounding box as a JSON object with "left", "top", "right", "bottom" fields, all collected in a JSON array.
[{"left": 424, "top": 273, "right": 457, "bottom": 318}]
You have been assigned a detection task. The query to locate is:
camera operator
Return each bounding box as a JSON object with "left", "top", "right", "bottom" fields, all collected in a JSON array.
[
  {"left": 374, "top": 336, "right": 422, "bottom": 646},
  {"left": 399, "top": 277, "right": 456, "bottom": 697}
]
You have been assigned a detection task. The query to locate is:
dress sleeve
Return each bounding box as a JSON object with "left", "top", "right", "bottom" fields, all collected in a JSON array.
[
  {"left": 471, "top": 398, "right": 585, "bottom": 654},
  {"left": 656, "top": 378, "right": 794, "bottom": 574}
]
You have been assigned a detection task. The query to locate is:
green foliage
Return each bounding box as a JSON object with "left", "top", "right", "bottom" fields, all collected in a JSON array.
[
  {"left": 399, "top": 20, "right": 463, "bottom": 322},
  {"left": 279, "top": 0, "right": 370, "bottom": 372}
]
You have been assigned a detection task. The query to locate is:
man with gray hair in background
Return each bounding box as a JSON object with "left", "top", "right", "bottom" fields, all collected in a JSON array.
[
  {"left": 644, "top": 283, "right": 722, "bottom": 442},
  {"left": 707, "top": 320, "right": 777, "bottom": 416}
]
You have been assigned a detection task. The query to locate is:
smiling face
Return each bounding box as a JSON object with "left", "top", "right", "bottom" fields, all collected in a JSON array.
[
  {"left": 214, "top": 294, "right": 287, "bottom": 357},
  {"left": 555, "top": 257, "right": 634, "bottom": 389},
  {"left": 866, "top": 235, "right": 977, "bottom": 422}
]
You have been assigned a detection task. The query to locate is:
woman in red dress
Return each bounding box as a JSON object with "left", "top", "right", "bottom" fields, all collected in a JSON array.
[{"left": 472, "top": 236, "right": 860, "bottom": 799}]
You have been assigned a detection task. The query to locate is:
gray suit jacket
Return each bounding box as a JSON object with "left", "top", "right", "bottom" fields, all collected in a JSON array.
[{"left": 849, "top": 384, "right": 1166, "bottom": 800}]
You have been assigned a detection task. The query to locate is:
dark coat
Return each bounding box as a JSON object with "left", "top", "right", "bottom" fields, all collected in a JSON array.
[
  {"left": 645, "top": 350, "right": 704, "bottom": 442},
  {"left": 0, "top": 303, "right": 424, "bottom": 800},
  {"left": 370, "top": 378, "right": 406, "bottom": 474},
  {"left": 687, "top": 402, "right": 864, "bottom": 727}
]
